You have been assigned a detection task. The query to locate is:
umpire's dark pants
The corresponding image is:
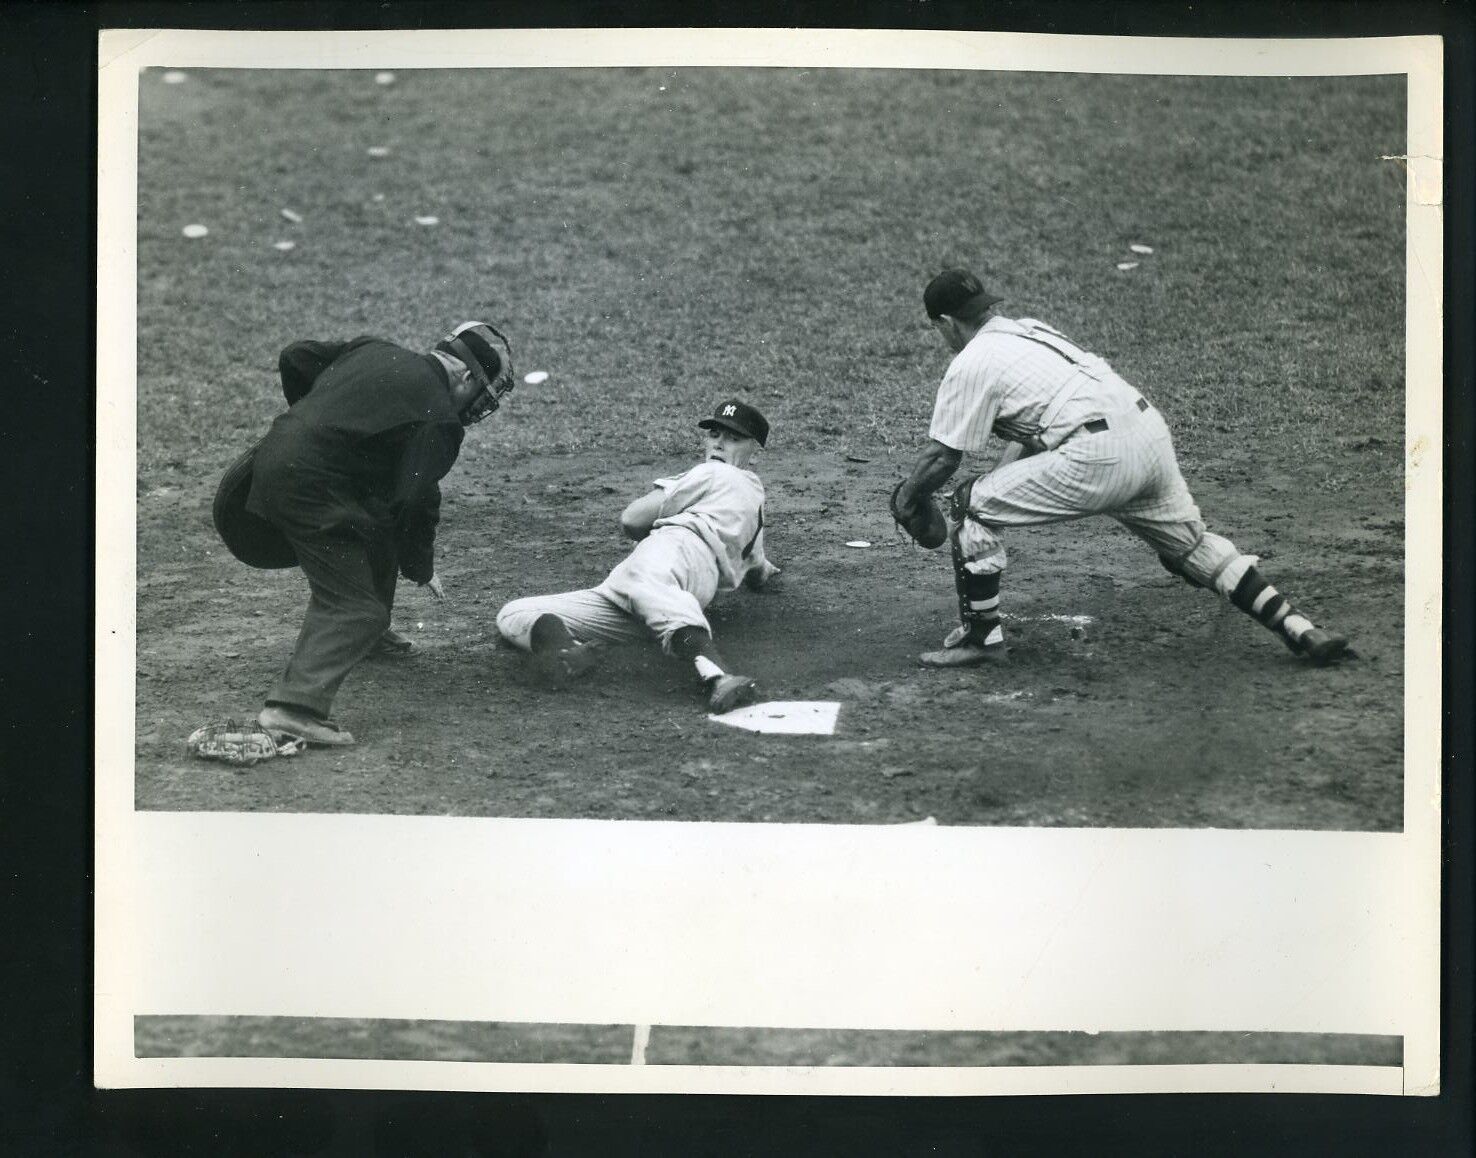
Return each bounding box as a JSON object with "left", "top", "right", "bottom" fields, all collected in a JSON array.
[{"left": 267, "top": 530, "right": 398, "bottom": 718}]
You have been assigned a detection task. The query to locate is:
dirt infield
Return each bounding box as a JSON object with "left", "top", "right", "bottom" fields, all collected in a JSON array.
[
  {"left": 135, "top": 441, "right": 1402, "bottom": 829},
  {"left": 130, "top": 67, "right": 1405, "bottom": 830}
]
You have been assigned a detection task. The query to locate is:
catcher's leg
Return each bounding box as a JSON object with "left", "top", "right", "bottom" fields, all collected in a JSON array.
[
  {"left": 920, "top": 451, "right": 1097, "bottom": 667},
  {"left": 918, "top": 531, "right": 1009, "bottom": 668},
  {"left": 1114, "top": 447, "right": 1350, "bottom": 664}
]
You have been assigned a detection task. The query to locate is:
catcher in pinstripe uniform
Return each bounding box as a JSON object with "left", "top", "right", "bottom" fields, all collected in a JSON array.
[{"left": 891, "top": 268, "right": 1349, "bottom": 668}]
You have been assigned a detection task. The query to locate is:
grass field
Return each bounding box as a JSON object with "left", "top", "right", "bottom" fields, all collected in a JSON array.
[
  {"left": 135, "top": 1015, "right": 1400, "bottom": 1070},
  {"left": 132, "top": 66, "right": 1406, "bottom": 831}
]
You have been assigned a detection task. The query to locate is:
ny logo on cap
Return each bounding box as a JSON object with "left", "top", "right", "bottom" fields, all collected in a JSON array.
[{"left": 722, "top": 404, "right": 737, "bottom": 417}]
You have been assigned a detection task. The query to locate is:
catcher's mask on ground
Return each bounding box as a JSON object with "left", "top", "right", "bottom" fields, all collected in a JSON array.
[{"left": 435, "top": 321, "right": 514, "bottom": 424}]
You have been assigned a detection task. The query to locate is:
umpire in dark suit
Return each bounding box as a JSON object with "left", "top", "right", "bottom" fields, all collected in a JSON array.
[{"left": 250, "top": 321, "right": 514, "bottom": 745}]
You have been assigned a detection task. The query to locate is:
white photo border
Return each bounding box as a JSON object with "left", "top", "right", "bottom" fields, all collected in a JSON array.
[{"left": 95, "top": 28, "right": 1443, "bottom": 1096}]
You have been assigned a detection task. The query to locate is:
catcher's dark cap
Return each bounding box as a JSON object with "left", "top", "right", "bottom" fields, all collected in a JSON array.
[
  {"left": 698, "top": 399, "right": 769, "bottom": 447},
  {"left": 924, "top": 268, "right": 1003, "bottom": 321}
]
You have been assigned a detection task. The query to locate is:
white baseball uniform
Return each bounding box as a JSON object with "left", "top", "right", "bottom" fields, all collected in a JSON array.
[
  {"left": 932, "top": 315, "right": 1254, "bottom": 598},
  {"left": 496, "top": 460, "right": 770, "bottom": 652}
]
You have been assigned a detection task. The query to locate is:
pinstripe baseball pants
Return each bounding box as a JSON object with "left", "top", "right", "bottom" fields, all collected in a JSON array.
[{"left": 955, "top": 404, "right": 1245, "bottom": 592}]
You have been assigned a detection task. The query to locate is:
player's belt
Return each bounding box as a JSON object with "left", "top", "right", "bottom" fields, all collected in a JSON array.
[{"left": 1080, "top": 397, "right": 1151, "bottom": 434}]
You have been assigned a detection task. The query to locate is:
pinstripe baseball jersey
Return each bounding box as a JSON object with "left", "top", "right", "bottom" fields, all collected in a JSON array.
[{"left": 928, "top": 316, "right": 1143, "bottom": 453}]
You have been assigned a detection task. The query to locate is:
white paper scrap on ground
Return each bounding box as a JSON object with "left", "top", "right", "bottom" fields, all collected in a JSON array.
[
  {"left": 524, "top": 370, "right": 550, "bottom": 385},
  {"left": 845, "top": 540, "right": 872, "bottom": 548},
  {"left": 181, "top": 224, "right": 208, "bottom": 238},
  {"left": 708, "top": 700, "right": 840, "bottom": 735},
  {"left": 1116, "top": 261, "right": 1139, "bottom": 271},
  {"left": 273, "top": 240, "right": 296, "bottom": 252},
  {"left": 280, "top": 207, "right": 303, "bottom": 224},
  {"left": 367, "top": 146, "right": 390, "bottom": 157},
  {"left": 415, "top": 215, "right": 440, "bottom": 226},
  {"left": 1006, "top": 613, "right": 1095, "bottom": 626},
  {"left": 1130, "top": 242, "right": 1155, "bottom": 254}
]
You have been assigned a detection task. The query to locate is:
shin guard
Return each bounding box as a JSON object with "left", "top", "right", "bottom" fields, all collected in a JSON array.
[{"left": 952, "top": 541, "right": 1002, "bottom": 641}]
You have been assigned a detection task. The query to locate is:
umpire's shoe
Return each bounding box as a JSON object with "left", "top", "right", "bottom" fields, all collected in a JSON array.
[
  {"left": 919, "top": 625, "right": 1008, "bottom": 668},
  {"left": 708, "top": 674, "right": 758, "bottom": 715},
  {"left": 370, "top": 626, "right": 418, "bottom": 658},
  {"left": 1291, "top": 627, "right": 1352, "bottom": 666},
  {"left": 259, "top": 703, "right": 357, "bottom": 746}
]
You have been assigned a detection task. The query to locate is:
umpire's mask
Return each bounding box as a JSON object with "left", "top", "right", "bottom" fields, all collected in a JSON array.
[{"left": 435, "top": 321, "right": 515, "bottom": 424}]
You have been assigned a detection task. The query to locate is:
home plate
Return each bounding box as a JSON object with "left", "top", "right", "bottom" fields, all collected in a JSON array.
[{"left": 708, "top": 701, "right": 840, "bottom": 735}]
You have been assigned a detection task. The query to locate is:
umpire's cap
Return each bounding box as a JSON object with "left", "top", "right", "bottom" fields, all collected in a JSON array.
[
  {"left": 924, "top": 268, "right": 1003, "bottom": 321},
  {"left": 699, "top": 399, "right": 769, "bottom": 447},
  {"left": 435, "top": 321, "right": 515, "bottom": 423}
]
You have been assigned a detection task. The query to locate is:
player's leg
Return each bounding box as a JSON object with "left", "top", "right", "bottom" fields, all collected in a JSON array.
[
  {"left": 924, "top": 441, "right": 1135, "bottom": 666},
  {"left": 600, "top": 529, "right": 756, "bottom": 711},
  {"left": 1114, "top": 419, "right": 1350, "bottom": 663},
  {"left": 495, "top": 588, "right": 646, "bottom": 684},
  {"left": 261, "top": 533, "right": 393, "bottom": 743}
]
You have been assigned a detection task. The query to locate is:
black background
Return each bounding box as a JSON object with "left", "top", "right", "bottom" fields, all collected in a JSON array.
[{"left": 4, "top": 1, "right": 1470, "bottom": 1153}]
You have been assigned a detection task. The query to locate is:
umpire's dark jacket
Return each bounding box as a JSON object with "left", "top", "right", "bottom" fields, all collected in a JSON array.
[{"left": 246, "top": 336, "right": 465, "bottom": 583}]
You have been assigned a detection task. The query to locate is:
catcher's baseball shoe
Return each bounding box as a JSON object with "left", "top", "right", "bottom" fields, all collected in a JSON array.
[
  {"left": 919, "top": 624, "right": 1008, "bottom": 668},
  {"left": 708, "top": 673, "right": 758, "bottom": 714},
  {"left": 1290, "top": 627, "right": 1352, "bottom": 666},
  {"left": 258, "top": 704, "right": 356, "bottom": 746},
  {"left": 532, "top": 640, "right": 597, "bottom": 687},
  {"left": 370, "top": 627, "right": 417, "bottom": 658}
]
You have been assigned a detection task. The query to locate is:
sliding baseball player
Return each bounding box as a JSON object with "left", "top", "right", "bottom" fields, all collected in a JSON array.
[{"left": 496, "top": 400, "right": 779, "bottom": 714}]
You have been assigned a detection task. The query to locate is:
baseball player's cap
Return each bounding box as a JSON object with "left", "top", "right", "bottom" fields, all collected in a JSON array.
[
  {"left": 699, "top": 399, "right": 769, "bottom": 447},
  {"left": 924, "top": 268, "right": 1003, "bottom": 320}
]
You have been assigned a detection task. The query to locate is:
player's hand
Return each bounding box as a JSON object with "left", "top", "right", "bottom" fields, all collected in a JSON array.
[
  {"left": 745, "top": 560, "right": 781, "bottom": 590},
  {"left": 423, "top": 574, "right": 446, "bottom": 600}
]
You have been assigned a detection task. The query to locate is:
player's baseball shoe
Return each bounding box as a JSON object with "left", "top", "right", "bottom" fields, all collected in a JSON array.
[
  {"left": 258, "top": 704, "right": 356, "bottom": 746},
  {"left": 370, "top": 627, "right": 417, "bottom": 658},
  {"left": 919, "top": 624, "right": 1008, "bottom": 668},
  {"left": 1290, "top": 627, "right": 1352, "bottom": 666},
  {"left": 708, "top": 673, "right": 758, "bottom": 714},
  {"left": 532, "top": 640, "right": 597, "bottom": 687}
]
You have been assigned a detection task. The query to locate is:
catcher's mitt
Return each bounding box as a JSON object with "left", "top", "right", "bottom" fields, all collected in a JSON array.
[
  {"left": 889, "top": 481, "right": 949, "bottom": 549},
  {"left": 186, "top": 720, "right": 306, "bottom": 767}
]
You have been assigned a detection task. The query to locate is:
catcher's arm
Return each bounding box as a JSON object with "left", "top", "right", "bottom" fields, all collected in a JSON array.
[
  {"left": 899, "top": 439, "right": 963, "bottom": 508},
  {"left": 890, "top": 438, "right": 961, "bottom": 549}
]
